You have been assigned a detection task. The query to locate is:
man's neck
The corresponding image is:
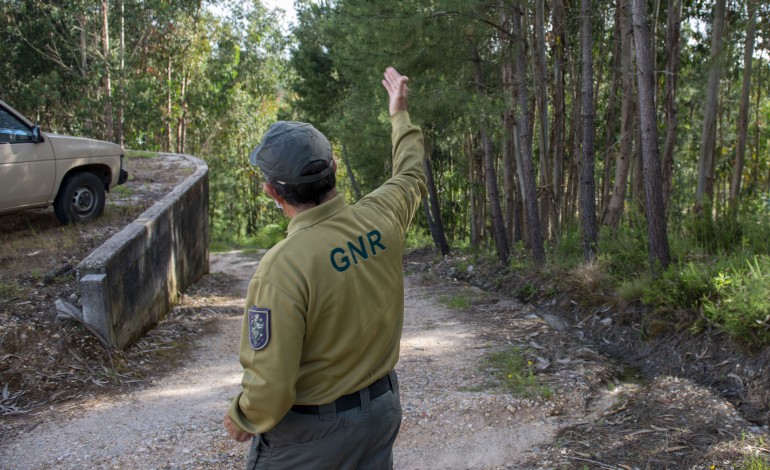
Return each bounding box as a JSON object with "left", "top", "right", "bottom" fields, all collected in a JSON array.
[{"left": 284, "top": 189, "right": 338, "bottom": 219}]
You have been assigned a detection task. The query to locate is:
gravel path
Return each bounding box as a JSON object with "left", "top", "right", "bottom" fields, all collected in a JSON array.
[{"left": 1, "top": 252, "right": 560, "bottom": 469}]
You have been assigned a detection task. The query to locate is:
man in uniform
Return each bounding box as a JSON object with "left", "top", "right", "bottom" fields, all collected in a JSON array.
[{"left": 224, "top": 66, "right": 426, "bottom": 469}]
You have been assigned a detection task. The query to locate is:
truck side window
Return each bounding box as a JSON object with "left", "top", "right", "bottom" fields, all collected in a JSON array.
[{"left": 0, "top": 108, "right": 34, "bottom": 144}]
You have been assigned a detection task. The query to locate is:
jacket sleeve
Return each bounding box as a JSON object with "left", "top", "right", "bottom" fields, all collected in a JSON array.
[
  {"left": 359, "top": 111, "right": 427, "bottom": 231},
  {"left": 228, "top": 276, "right": 305, "bottom": 435}
]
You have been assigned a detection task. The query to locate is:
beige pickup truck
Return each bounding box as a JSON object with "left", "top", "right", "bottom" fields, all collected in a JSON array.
[{"left": 0, "top": 100, "right": 128, "bottom": 224}]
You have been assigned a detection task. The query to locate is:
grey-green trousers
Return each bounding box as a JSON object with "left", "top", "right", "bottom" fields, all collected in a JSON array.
[{"left": 246, "top": 372, "right": 402, "bottom": 470}]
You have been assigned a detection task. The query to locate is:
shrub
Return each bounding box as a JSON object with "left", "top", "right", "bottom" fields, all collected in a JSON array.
[
  {"left": 702, "top": 256, "right": 770, "bottom": 349},
  {"left": 641, "top": 261, "right": 715, "bottom": 312}
]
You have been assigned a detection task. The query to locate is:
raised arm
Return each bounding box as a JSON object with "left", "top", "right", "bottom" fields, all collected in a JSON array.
[{"left": 382, "top": 66, "right": 409, "bottom": 116}]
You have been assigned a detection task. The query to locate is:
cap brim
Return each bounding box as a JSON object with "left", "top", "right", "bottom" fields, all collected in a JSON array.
[{"left": 249, "top": 146, "right": 259, "bottom": 166}]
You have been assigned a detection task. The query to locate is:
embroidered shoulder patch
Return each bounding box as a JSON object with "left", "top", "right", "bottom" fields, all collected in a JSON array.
[{"left": 247, "top": 307, "right": 271, "bottom": 351}]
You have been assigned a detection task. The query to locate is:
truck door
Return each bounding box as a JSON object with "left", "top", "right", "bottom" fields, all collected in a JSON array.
[{"left": 0, "top": 105, "right": 56, "bottom": 212}]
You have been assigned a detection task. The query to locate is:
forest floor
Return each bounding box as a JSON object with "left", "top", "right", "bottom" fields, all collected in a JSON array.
[{"left": 0, "top": 154, "right": 769, "bottom": 468}]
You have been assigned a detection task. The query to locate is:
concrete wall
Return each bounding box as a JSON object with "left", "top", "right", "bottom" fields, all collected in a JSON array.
[{"left": 77, "top": 154, "right": 209, "bottom": 348}]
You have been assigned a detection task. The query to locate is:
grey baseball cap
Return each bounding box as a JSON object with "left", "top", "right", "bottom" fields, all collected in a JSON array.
[{"left": 249, "top": 121, "right": 333, "bottom": 184}]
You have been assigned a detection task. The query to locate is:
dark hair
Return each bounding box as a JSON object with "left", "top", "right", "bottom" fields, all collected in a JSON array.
[{"left": 271, "top": 160, "right": 336, "bottom": 206}]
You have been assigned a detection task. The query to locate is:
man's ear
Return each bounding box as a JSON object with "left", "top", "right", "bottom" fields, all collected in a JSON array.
[
  {"left": 332, "top": 159, "right": 338, "bottom": 172},
  {"left": 263, "top": 182, "right": 281, "bottom": 202}
]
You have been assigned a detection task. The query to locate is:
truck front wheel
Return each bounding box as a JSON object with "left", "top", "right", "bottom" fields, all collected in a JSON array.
[{"left": 54, "top": 172, "right": 106, "bottom": 225}]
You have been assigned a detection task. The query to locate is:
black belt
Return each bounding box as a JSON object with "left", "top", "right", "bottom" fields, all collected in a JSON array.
[{"left": 291, "top": 373, "right": 393, "bottom": 415}]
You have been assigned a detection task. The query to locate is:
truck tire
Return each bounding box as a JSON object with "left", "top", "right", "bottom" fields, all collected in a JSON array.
[{"left": 53, "top": 172, "right": 106, "bottom": 225}]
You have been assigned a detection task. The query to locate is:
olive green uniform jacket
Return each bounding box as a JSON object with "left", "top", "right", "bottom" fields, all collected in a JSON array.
[{"left": 229, "top": 111, "right": 427, "bottom": 434}]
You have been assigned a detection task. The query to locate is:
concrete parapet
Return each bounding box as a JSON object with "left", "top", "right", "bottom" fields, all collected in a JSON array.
[{"left": 77, "top": 154, "right": 209, "bottom": 348}]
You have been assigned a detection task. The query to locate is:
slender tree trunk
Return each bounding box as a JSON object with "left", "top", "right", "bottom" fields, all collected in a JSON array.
[
  {"left": 551, "top": 0, "right": 567, "bottom": 237},
  {"left": 101, "top": 0, "right": 113, "bottom": 142},
  {"left": 512, "top": 0, "right": 545, "bottom": 265},
  {"left": 503, "top": 110, "right": 518, "bottom": 245},
  {"left": 631, "top": 0, "right": 671, "bottom": 272},
  {"left": 471, "top": 42, "right": 510, "bottom": 263},
  {"left": 728, "top": 5, "right": 756, "bottom": 218},
  {"left": 341, "top": 144, "right": 362, "bottom": 200},
  {"left": 117, "top": 0, "right": 125, "bottom": 147},
  {"left": 604, "top": 0, "right": 635, "bottom": 232},
  {"left": 423, "top": 142, "right": 450, "bottom": 256},
  {"left": 579, "top": 0, "right": 598, "bottom": 262},
  {"left": 500, "top": 5, "right": 517, "bottom": 245},
  {"left": 534, "top": 0, "right": 552, "bottom": 241},
  {"left": 661, "top": 0, "right": 682, "bottom": 215},
  {"left": 165, "top": 55, "right": 172, "bottom": 153},
  {"left": 754, "top": 60, "right": 764, "bottom": 193},
  {"left": 695, "top": 0, "right": 727, "bottom": 217},
  {"left": 567, "top": 27, "right": 582, "bottom": 229},
  {"left": 600, "top": 8, "right": 622, "bottom": 222},
  {"left": 79, "top": 13, "right": 88, "bottom": 79},
  {"left": 177, "top": 70, "right": 189, "bottom": 154},
  {"left": 467, "top": 133, "right": 484, "bottom": 249}
]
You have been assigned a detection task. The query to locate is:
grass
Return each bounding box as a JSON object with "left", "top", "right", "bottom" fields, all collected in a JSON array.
[
  {"left": 0, "top": 281, "right": 24, "bottom": 302},
  {"left": 441, "top": 294, "right": 470, "bottom": 309},
  {"left": 483, "top": 347, "right": 553, "bottom": 399},
  {"left": 740, "top": 456, "right": 770, "bottom": 470}
]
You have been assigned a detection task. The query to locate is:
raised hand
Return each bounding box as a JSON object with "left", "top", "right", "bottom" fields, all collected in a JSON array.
[{"left": 381, "top": 66, "right": 409, "bottom": 116}]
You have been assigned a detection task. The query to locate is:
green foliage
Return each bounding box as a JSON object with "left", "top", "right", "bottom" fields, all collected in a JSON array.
[
  {"left": 702, "top": 256, "right": 770, "bottom": 349},
  {"left": 405, "top": 227, "right": 435, "bottom": 250},
  {"left": 685, "top": 214, "right": 744, "bottom": 254},
  {"left": 516, "top": 283, "right": 536, "bottom": 302},
  {"left": 616, "top": 275, "right": 649, "bottom": 304},
  {"left": 597, "top": 226, "right": 651, "bottom": 280},
  {"left": 641, "top": 262, "right": 716, "bottom": 312},
  {"left": 483, "top": 348, "right": 552, "bottom": 398},
  {"left": 0, "top": 282, "right": 23, "bottom": 302},
  {"left": 740, "top": 455, "right": 770, "bottom": 470}
]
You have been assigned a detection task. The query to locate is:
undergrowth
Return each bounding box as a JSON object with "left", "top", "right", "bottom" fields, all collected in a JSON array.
[
  {"left": 547, "top": 214, "right": 770, "bottom": 349},
  {"left": 483, "top": 347, "right": 552, "bottom": 399}
]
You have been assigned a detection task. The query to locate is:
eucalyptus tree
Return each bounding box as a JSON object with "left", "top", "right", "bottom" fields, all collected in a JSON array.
[
  {"left": 630, "top": 0, "right": 670, "bottom": 272},
  {"left": 728, "top": 2, "right": 758, "bottom": 218},
  {"left": 579, "top": 0, "right": 597, "bottom": 263},
  {"left": 694, "top": 0, "right": 727, "bottom": 218},
  {"left": 510, "top": 0, "right": 545, "bottom": 266},
  {"left": 661, "top": 0, "right": 683, "bottom": 215},
  {"left": 604, "top": 0, "right": 635, "bottom": 232}
]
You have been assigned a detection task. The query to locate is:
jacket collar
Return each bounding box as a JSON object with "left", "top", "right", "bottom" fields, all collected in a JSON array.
[{"left": 286, "top": 193, "right": 347, "bottom": 236}]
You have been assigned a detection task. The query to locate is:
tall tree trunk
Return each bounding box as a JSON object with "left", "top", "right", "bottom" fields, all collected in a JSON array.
[
  {"left": 754, "top": 59, "right": 764, "bottom": 193},
  {"left": 604, "top": 0, "right": 635, "bottom": 232},
  {"left": 631, "top": 0, "right": 671, "bottom": 272},
  {"left": 695, "top": 0, "right": 727, "bottom": 217},
  {"left": 471, "top": 42, "right": 510, "bottom": 263},
  {"left": 500, "top": 5, "right": 517, "bottom": 245},
  {"left": 117, "top": 0, "right": 125, "bottom": 147},
  {"left": 551, "top": 0, "right": 567, "bottom": 237},
  {"left": 728, "top": 5, "right": 756, "bottom": 218},
  {"left": 341, "top": 144, "right": 362, "bottom": 200},
  {"left": 467, "top": 133, "right": 484, "bottom": 249},
  {"left": 177, "top": 70, "right": 188, "bottom": 153},
  {"left": 423, "top": 139, "right": 450, "bottom": 256},
  {"left": 579, "top": 0, "right": 598, "bottom": 262},
  {"left": 79, "top": 13, "right": 88, "bottom": 79},
  {"left": 600, "top": 7, "right": 622, "bottom": 221},
  {"left": 661, "top": 0, "right": 682, "bottom": 215},
  {"left": 101, "top": 0, "right": 113, "bottom": 142},
  {"left": 534, "top": 0, "right": 552, "bottom": 241},
  {"left": 511, "top": 0, "right": 545, "bottom": 266},
  {"left": 165, "top": 55, "right": 172, "bottom": 153}
]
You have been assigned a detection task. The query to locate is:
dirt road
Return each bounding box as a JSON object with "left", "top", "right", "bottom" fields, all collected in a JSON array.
[{"left": 2, "top": 251, "right": 767, "bottom": 469}]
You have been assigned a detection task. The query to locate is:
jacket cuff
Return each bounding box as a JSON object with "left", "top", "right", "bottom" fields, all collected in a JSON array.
[{"left": 228, "top": 393, "right": 260, "bottom": 435}]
